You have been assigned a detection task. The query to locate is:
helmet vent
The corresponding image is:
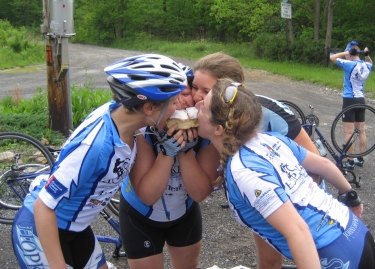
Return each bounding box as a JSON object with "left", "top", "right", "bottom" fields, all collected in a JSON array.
[
  {"left": 133, "top": 64, "right": 154, "bottom": 69},
  {"left": 151, "top": 71, "right": 171, "bottom": 77},
  {"left": 160, "top": 64, "right": 180, "bottom": 72},
  {"left": 169, "top": 79, "right": 183, "bottom": 84},
  {"left": 128, "top": 75, "right": 147, "bottom": 81}
]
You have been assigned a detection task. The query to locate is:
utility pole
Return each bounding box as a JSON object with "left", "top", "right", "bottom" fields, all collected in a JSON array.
[{"left": 41, "top": 0, "right": 75, "bottom": 136}]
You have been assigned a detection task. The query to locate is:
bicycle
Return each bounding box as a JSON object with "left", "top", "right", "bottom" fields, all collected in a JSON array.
[
  {"left": 0, "top": 132, "right": 126, "bottom": 259},
  {"left": 278, "top": 100, "right": 307, "bottom": 125},
  {"left": 283, "top": 101, "right": 375, "bottom": 188},
  {"left": 0, "top": 132, "right": 55, "bottom": 224}
]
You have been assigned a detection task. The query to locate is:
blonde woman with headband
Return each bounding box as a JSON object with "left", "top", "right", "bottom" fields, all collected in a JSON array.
[
  {"left": 192, "top": 52, "right": 327, "bottom": 268},
  {"left": 195, "top": 78, "right": 374, "bottom": 269}
]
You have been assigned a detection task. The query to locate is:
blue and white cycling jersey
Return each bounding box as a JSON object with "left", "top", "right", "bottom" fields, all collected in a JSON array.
[
  {"left": 121, "top": 127, "right": 210, "bottom": 222},
  {"left": 225, "top": 132, "right": 351, "bottom": 259},
  {"left": 336, "top": 59, "right": 372, "bottom": 98},
  {"left": 24, "top": 101, "right": 137, "bottom": 232}
]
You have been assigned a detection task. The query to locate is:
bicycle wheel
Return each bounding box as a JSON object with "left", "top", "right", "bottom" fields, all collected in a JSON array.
[
  {"left": 278, "top": 100, "right": 307, "bottom": 125},
  {"left": 331, "top": 104, "right": 375, "bottom": 158},
  {"left": 0, "top": 132, "right": 55, "bottom": 224}
]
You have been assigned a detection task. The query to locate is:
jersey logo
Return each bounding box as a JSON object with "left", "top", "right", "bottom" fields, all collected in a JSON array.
[
  {"left": 86, "top": 198, "right": 106, "bottom": 208},
  {"left": 328, "top": 219, "right": 335, "bottom": 225},
  {"left": 137, "top": 94, "right": 147, "bottom": 100},
  {"left": 280, "top": 163, "right": 306, "bottom": 189},
  {"left": 255, "top": 190, "right": 262, "bottom": 197},
  {"left": 320, "top": 258, "right": 349, "bottom": 269},
  {"left": 260, "top": 142, "right": 280, "bottom": 160},
  {"left": 45, "top": 176, "right": 68, "bottom": 199}
]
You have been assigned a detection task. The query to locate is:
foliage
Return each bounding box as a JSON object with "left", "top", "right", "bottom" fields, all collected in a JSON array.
[
  {"left": 0, "top": 20, "right": 44, "bottom": 70},
  {"left": 70, "top": 85, "right": 113, "bottom": 127},
  {"left": 0, "top": 0, "right": 42, "bottom": 28},
  {"left": 0, "top": 85, "right": 113, "bottom": 142},
  {"left": 0, "top": 113, "right": 65, "bottom": 144}
]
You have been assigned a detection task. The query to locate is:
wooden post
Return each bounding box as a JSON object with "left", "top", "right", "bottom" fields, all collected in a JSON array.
[{"left": 43, "top": 0, "right": 73, "bottom": 136}]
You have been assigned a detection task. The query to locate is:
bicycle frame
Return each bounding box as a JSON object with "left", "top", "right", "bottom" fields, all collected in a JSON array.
[
  {"left": 303, "top": 122, "right": 361, "bottom": 187},
  {"left": 1, "top": 167, "right": 49, "bottom": 208},
  {"left": 97, "top": 208, "right": 126, "bottom": 258}
]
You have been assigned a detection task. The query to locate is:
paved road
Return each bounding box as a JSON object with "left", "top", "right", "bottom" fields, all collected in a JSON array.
[{"left": 1, "top": 44, "right": 375, "bottom": 268}]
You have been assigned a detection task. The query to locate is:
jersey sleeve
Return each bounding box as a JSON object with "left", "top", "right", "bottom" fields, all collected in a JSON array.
[
  {"left": 257, "top": 95, "right": 301, "bottom": 140},
  {"left": 38, "top": 122, "right": 111, "bottom": 210}
]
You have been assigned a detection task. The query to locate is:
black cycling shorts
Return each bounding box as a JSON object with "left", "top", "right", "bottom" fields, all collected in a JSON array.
[
  {"left": 119, "top": 196, "right": 202, "bottom": 259},
  {"left": 58, "top": 226, "right": 96, "bottom": 268},
  {"left": 342, "top": 98, "right": 366, "bottom": 122}
]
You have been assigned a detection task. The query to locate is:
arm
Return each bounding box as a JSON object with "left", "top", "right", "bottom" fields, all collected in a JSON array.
[
  {"left": 301, "top": 151, "right": 363, "bottom": 217},
  {"left": 178, "top": 142, "right": 220, "bottom": 202},
  {"left": 364, "top": 47, "right": 373, "bottom": 64},
  {"left": 266, "top": 201, "right": 321, "bottom": 269},
  {"left": 293, "top": 128, "right": 320, "bottom": 183},
  {"left": 253, "top": 233, "right": 283, "bottom": 269},
  {"left": 330, "top": 51, "right": 349, "bottom": 64},
  {"left": 129, "top": 133, "right": 175, "bottom": 205},
  {"left": 34, "top": 198, "right": 66, "bottom": 269}
]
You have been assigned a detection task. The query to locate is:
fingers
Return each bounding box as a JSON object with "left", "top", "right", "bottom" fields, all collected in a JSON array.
[
  {"left": 184, "top": 128, "right": 198, "bottom": 141},
  {"left": 350, "top": 204, "right": 363, "bottom": 218}
]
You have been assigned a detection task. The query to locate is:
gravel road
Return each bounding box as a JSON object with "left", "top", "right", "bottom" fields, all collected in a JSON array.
[{"left": 1, "top": 43, "right": 375, "bottom": 269}]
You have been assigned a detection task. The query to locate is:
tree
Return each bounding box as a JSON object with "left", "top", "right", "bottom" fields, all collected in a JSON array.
[
  {"left": 313, "top": 0, "right": 320, "bottom": 40},
  {"left": 324, "top": 0, "right": 334, "bottom": 66}
]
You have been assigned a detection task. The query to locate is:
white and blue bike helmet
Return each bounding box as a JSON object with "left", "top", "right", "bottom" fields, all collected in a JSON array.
[{"left": 105, "top": 54, "right": 187, "bottom": 109}]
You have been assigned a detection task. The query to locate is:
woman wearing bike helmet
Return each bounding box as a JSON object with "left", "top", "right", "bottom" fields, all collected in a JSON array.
[
  {"left": 177, "top": 63, "right": 195, "bottom": 109},
  {"left": 118, "top": 62, "right": 219, "bottom": 269},
  {"left": 196, "top": 79, "right": 373, "bottom": 269},
  {"left": 12, "top": 54, "right": 186, "bottom": 269}
]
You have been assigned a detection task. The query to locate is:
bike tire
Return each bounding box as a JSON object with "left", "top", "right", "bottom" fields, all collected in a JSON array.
[
  {"left": 331, "top": 104, "right": 375, "bottom": 158},
  {"left": 0, "top": 132, "right": 55, "bottom": 224},
  {"left": 278, "top": 100, "right": 307, "bottom": 125}
]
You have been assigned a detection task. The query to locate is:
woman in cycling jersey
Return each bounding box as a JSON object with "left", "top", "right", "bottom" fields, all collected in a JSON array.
[
  {"left": 118, "top": 63, "right": 218, "bottom": 269},
  {"left": 192, "top": 52, "right": 321, "bottom": 184},
  {"left": 12, "top": 54, "right": 187, "bottom": 269},
  {"left": 195, "top": 78, "right": 374, "bottom": 269},
  {"left": 330, "top": 40, "right": 373, "bottom": 169},
  {"left": 191, "top": 52, "right": 330, "bottom": 267}
]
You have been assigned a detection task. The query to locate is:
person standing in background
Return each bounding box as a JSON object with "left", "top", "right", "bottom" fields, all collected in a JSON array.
[{"left": 330, "top": 40, "right": 373, "bottom": 169}]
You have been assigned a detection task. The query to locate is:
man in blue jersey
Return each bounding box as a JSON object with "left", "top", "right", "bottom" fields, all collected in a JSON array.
[{"left": 330, "top": 40, "right": 373, "bottom": 169}]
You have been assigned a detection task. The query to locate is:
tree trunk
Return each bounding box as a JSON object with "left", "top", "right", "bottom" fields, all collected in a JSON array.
[
  {"left": 287, "top": 19, "right": 294, "bottom": 44},
  {"left": 324, "top": 0, "right": 334, "bottom": 66},
  {"left": 313, "top": 0, "right": 321, "bottom": 41},
  {"left": 116, "top": 0, "right": 125, "bottom": 38}
]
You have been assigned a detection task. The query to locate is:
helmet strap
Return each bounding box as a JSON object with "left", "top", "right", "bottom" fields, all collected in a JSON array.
[{"left": 132, "top": 99, "right": 171, "bottom": 143}]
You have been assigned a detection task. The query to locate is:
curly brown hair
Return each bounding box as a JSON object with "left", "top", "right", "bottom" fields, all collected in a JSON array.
[{"left": 209, "top": 79, "right": 262, "bottom": 171}]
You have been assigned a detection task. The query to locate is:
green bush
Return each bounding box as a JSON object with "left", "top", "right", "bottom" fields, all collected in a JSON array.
[
  {"left": 0, "top": 19, "right": 44, "bottom": 70},
  {"left": 253, "top": 33, "right": 289, "bottom": 62},
  {"left": 0, "top": 113, "right": 65, "bottom": 145},
  {"left": 0, "top": 85, "right": 113, "bottom": 143}
]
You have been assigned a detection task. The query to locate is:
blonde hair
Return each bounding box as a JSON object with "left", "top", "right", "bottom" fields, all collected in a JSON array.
[
  {"left": 194, "top": 52, "right": 245, "bottom": 83},
  {"left": 210, "top": 79, "right": 262, "bottom": 172}
]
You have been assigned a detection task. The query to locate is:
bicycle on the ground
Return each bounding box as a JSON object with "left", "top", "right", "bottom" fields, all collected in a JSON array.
[
  {"left": 0, "top": 132, "right": 126, "bottom": 258},
  {"left": 278, "top": 101, "right": 375, "bottom": 188}
]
